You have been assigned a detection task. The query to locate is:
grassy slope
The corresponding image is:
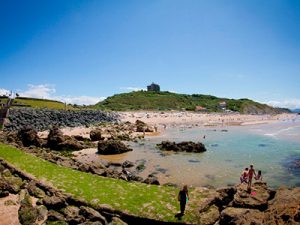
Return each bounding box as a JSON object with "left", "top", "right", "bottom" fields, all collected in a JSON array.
[
  {"left": 0, "top": 143, "right": 206, "bottom": 223},
  {"left": 95, "top": 91, "right": 282, "bottom": 113},
  {"left": 0, "top": 97, "right": 72, "bottom": 110}
]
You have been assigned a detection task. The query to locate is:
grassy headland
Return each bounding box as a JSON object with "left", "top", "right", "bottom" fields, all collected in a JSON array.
[{"left": 95, "top": 91, "right": 289, "bottom": 114}]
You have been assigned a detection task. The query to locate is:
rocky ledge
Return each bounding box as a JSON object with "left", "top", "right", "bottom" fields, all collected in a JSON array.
[
  {"left": 157, "top": 141, "right": 207, "bottom": 153},
  {"left": 97, "top": 140, "right": 133, "bottom": 155}
]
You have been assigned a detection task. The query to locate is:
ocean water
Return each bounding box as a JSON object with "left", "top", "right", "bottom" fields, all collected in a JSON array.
[{"left": 79, "top": 116, "right": 300, "bottom": 188}]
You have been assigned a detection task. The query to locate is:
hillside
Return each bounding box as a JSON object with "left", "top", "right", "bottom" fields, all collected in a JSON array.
[
  {"left": 0, "top": 96, "right": 73, "bottom": 110},
  {"left": 96, "top": 91, "right": 290, "bottom": 114}
]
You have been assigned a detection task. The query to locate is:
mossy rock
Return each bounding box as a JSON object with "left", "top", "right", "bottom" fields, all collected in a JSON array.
[{"left": 18, "top": 193, "right": 38, "bottom": 225}]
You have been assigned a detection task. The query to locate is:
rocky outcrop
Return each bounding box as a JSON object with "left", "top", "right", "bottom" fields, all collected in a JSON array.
[
  {"left": 143, "top": 174, "right": 160, "bottom": 185},
  {"left": 4, "top": 108, "right": 119, "bottom": 131},
  {"left": 47, "top": 126, "right": 84, "bottom": 150},
  {"left": 233, "top": 182, "right": 273, "bottom": 211},
  {"left": 220, "top": 207, "right": 265, "bottom": 225},
  {"left": 17, "top": 127, "right": 43, "bottom": 147},
  {"left": 97, "top": 140, "right": 133, "bottom": 155},
  {"left": 0, "top": 160, "right": 128, "bottom": 225},
  {"left": 157, "top": 141, "right": 206, "bottom": 153},
  {"left": 135, "top": 120, "right": 153, "bottom": 132},
  {"left": 90, "top": 129, "right": 104, "bottom": 141},
  {"left": 264, "top": 186, "right": 300, "bottom": 224}
]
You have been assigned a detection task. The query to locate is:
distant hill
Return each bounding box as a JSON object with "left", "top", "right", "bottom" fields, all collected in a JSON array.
[
  {"left": 95, "top": 91, "right": 290, "bottom": 114},
  {"left": 0, "top": 96, "right": 73, "bottom": 110},
  {"left": 292, "top": 108, "right": 300, "bottom": 113}
]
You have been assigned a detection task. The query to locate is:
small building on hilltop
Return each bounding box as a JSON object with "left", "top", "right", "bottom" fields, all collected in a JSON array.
[{"left": 147, "top": 83, "right": 160, "bottom": 92}]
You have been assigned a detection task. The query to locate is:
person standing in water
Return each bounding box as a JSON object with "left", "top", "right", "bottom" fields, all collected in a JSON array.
[
  {"left": 247, "top": 164, "right": 256, "bottom": 190},
  {"left": 178, "top": 185, "right": 189, "bottom": 215}
]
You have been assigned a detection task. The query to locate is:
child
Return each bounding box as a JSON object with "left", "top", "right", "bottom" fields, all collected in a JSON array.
[
  {"left": 255, "top": 170, "right": 262, "bottom": 181},
  {"left": 240, "top": 167, "right": 249, "bottom": 183},
  {"left": 247, "top": 164, "right": 256, "bottom": 190}
]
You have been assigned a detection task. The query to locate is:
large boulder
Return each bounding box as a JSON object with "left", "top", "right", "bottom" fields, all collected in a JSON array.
[
  {"left": 79, "top": 206, "right": 107, "bottom": 224},
  {"left": 135, "top": 120, "right": 153, "bottom": 132},
  {"left": 47, "top": 126, "right": 84, "bottom": 150},
  {"left": 90, "top": 129, "right": 103, "bottom": 141},
  {"left": 17, "top": 126, "right": 43, "bottom": 147},
  {"left": 264, "top": 187, "right": 300, "bottom": 224},
  {"left": 220, "top": 207, "right": 265, "bottom": 225},
  {"left": 97, "top": 140, "right": 132, "bottom": 155},
  {"left": 157, "top": 141, "right": 206, "bottom": 153},
  {"left": 43, "top": 194, "right": 67, "bottom": 209},
  {"left": 143, "top": 174, "right": 160, "bottom": 185},
  {"left": 232, "top": 182, "right": 272, "bottom": 211}
]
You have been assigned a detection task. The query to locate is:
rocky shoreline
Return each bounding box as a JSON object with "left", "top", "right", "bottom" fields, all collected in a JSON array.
[
  {"left": 1, "top": 114, "right": 299, "bottom": 224},
  {"left": 0, "top": 156, "right": 299, "bottom": 225}
]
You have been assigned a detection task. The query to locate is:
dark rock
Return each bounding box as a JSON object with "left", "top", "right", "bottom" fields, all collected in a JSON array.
[
  {"left": 97, "top": 140, "right": 132, "bottom": 155},
  {"left": 216, "top": 186, "right": 237, "bottom": 206},
  {"left": 47, "top": 126, "right": 84, "bottom": 150},
  {"left": 47, "top": 210, "right": 66, "bottom": 222},
  {"left": 122, "top": 160, "right": 134, "bottom": 168},
  {"left": 79, "top": 206, "right": 107, "bottom": 224},
  {"left": 135, "top": 120, "right": 153, "bottom": 132},
  {"left": 90, "top": 129, "right": 103, "bottom": 141},
  {"left": 143, "top": 175, "right": 160, "bottom": 185},
  {"left": 26, "top": 181, "right": 45, "bottom": 198},
  {"left": 61, "top": 205, "right": 85, "bottom": 224},
  {"left": 73, "top": 135, "right": 91, "bottom": 142},
  {"left": 219, "top": 207, "right": 265, "bottom": 225},
  {"left": 17, "top": 126, "right": 43, "bottom": 147},
  {"left": 157, "top": 141, "right": 206, "bottom": 153},
  {"left": 0, "top": 190, "right": 9, "bottom": 198},
  {"left": 43, "top": 194, "right": 67, "bottom": 209}
]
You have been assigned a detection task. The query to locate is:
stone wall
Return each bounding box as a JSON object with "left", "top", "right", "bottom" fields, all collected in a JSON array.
[{"left": 4, "top": 108, "right": 119, "bottom": 131}]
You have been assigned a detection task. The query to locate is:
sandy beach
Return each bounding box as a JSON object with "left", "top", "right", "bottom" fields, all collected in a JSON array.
[
  {"left": 38, "top": 112, "right": 297, "bottom": 138},
  {"left": 119, "top": 111, "right": 296, "bottom": 129}
]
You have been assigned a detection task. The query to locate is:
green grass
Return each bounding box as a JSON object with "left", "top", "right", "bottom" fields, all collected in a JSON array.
[
  {"left": 0, "top": 143, "right": 205, "bottom": 223},
  {"left": 95, "top": 91, "right": 287, "bottom": 113},
  {"left": 0, "top": 96, "right": 74, "bottom": 110}
]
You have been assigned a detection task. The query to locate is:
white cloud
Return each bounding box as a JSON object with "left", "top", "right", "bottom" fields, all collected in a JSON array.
[
  {"left": 120, "top": 87, "right": 146, "bottom": 91},
  {"left": 19, "top": 84, "right": 56, "bottom": 99},
  {"left": 1, "top": 84, "right": 105, "bottom": 105},
  {"left": 56, "top": 96, "right": 106, "bottom": 105},
  {"left": 266, "top": 99, "right": 300, "bottom": 109},
  {"left": 0, "top": 88, "right": 10, "bottom": 96}
]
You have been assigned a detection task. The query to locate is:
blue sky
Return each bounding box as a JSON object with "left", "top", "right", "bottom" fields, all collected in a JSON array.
[{"left": 1, "top": 0, "right": 300, "bottom": 108}]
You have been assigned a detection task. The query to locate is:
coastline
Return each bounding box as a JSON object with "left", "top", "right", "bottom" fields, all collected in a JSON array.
[{"left": 70, "top": 112, "right": 299, "bottom": 189}]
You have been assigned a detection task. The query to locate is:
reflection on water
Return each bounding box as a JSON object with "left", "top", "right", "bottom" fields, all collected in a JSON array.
[{"left": 74, "top": 117, "right": 300, "bottom": 188}]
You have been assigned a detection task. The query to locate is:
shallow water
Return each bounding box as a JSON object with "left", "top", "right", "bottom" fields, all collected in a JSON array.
[{"left": 75, "top": 115, "right": 300, "bottom": 188}]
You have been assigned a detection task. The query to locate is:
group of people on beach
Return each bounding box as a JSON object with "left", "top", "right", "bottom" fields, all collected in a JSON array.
[{"left": 240, "top": 164, "right": 262, "bottom": 190}]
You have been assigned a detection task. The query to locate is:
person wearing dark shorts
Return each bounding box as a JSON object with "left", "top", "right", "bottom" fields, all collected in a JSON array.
[{"left": 178, "top": 185, "right": 189, "bottom": 215}]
